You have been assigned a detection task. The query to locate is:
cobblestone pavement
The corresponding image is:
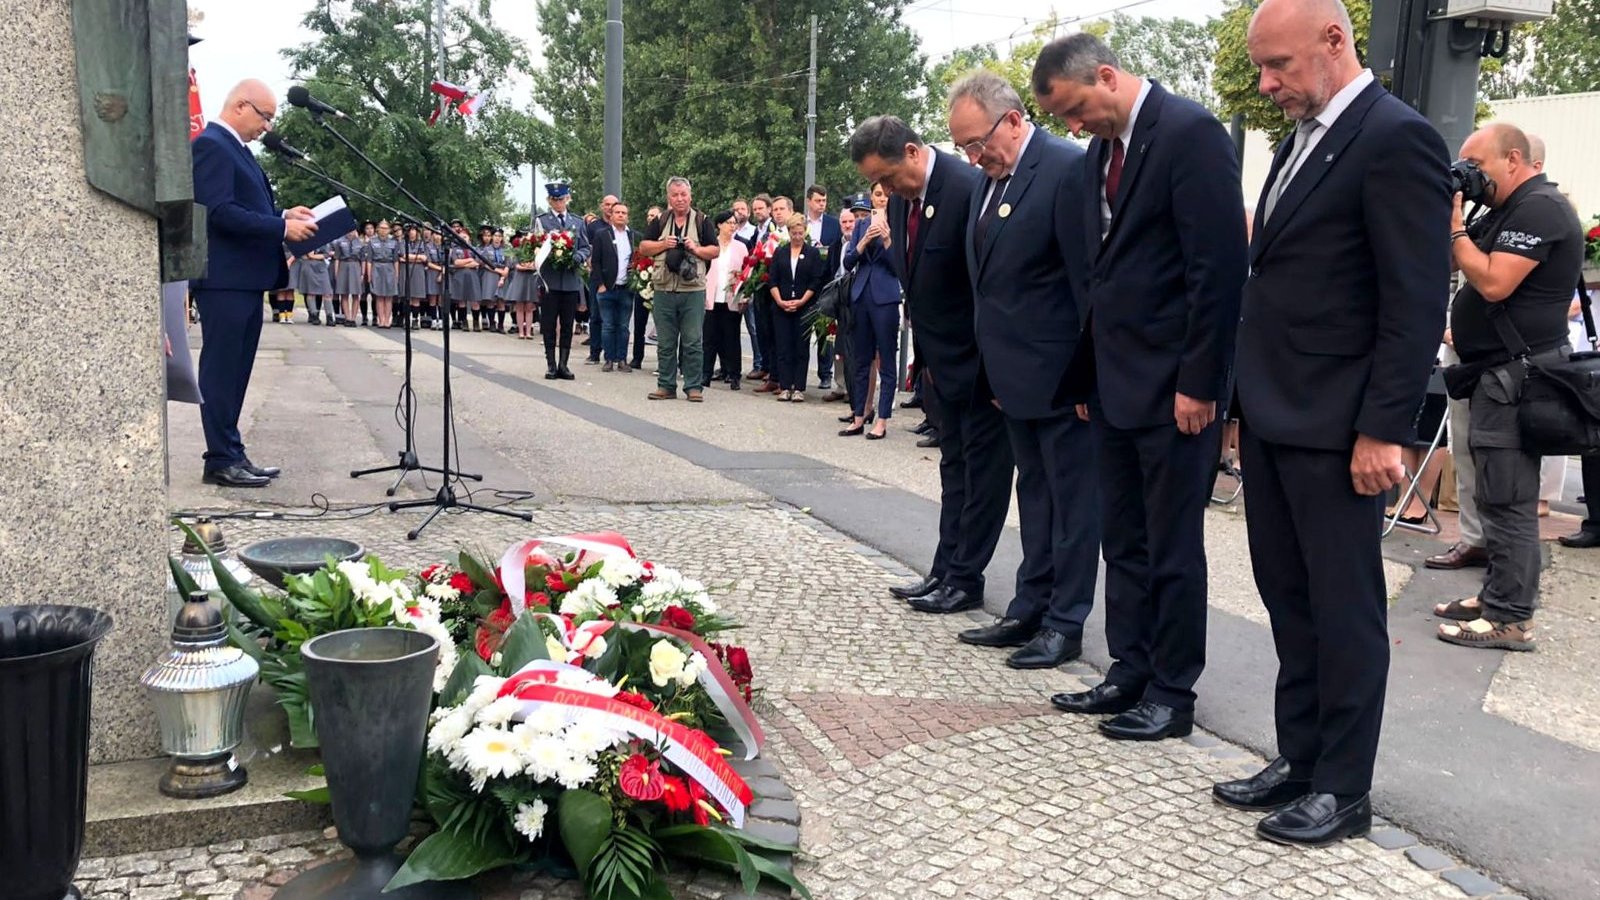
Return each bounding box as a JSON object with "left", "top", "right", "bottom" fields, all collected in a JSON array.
[{"left": 76, "top": 504, "right": 1528, "bottom": 899}]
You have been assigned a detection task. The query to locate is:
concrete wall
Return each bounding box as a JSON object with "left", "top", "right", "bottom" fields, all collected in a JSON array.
[{"left": 0, "top": 0, "right": 168, "bottom": 763}]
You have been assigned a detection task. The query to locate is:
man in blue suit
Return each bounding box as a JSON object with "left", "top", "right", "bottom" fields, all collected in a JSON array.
[
  {"left": 946, "top": 71, "right": 1100, "bottom": 670},
  {"left": 190, "top": 80, "right": 316, "bottom": 487},
  {"left": 850, "top": 116, "right": 1015, "bottom": 617},
  {"left": 1032, "top": 35, "right": 1247, "bottom": 742}
]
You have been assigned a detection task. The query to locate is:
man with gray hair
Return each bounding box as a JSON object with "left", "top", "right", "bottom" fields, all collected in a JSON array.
[
  {"left": 941, "top": 70, "right": 1100, "bottom": 672},
  {"left": 638, "top": 176, "right": 718, "bottom": 400}
]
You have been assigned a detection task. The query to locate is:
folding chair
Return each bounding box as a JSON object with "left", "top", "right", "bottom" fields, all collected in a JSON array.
[{"left": 1383, "top": 367, "right": 1448, "bottom": 538}]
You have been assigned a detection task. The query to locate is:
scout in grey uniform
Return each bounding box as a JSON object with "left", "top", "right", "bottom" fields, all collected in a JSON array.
[
  {"left": 333, "top": 230, "right": 364, "bottom": 323},
  {"left": 472, "top": 225, "right": 497, "bottom": 333},
  {"left": 446, "top": 219, "right": 482, "bottom": 330},
  {"left": 299, "top": 243, "right": 333, "bottom": 326},
  {"left": 507, "top": 229, "right": 541, "bottom": 340},
  {"left": 400, "top": 223, "right": 430, "bottom": 329},
  {"left": 425, "top": 228, "right": 445, "bottom": 329},
  {"left": 479, "top": 226, "right": 510, "bottom": 334},
  {"left": 367, "top": 220, "right": 401, "bottom": 328}
]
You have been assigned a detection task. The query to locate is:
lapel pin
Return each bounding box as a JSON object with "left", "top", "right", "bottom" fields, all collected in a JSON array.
[
  {"left": 924, "top": 204, "right": 935, "bottom": 219},
  {"left": 998, "top": 203, "right": 1013, "bottom": 218},
  {"left": 1325, "top": 153, "right": 1334, "bottom": 162}
]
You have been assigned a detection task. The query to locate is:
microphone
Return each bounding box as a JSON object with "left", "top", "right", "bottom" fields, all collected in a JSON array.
[
  {"left": 286, "top": 85, "right": 348, "bottom": 120},
  {"left": 261, "top": 132, "right": 312, "bottom": 163}
]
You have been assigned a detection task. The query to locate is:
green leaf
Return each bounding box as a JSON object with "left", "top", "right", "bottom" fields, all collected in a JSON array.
[
  {"left": 225, "top": 621, "right": 265, "bottom": 662},
  {"left": 167, "top": 555, "right": 201, "bottom": 598},
  {"left": 173, "top": 518, "right": 283, "bottom": 628},
  {"left": 284, "top": 784, "right": 330, "bottom": 804},
  {"left": 439, "top": 651, "right": 494, "bottom": 706},
  {"left": 557, "top": 790, "right": 612, "bottom": 879},
  {"left": 744, "top": 849, "right": 813, "bottom": 900},
  {"left": 657, "top": 825, "right": 813, "bottom": 900},
  {"left": 457, "top": 550, "right": 500, "bottom": 596},
  {"left": 497, "top": 612, "right": 550, "bottom": 675},
  {"left": 384, "top": 828, "right": 518, "bottom": 892}
]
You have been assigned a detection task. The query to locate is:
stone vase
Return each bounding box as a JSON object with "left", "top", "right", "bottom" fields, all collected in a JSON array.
[
  {"left": 275, "top": 627, "right": 474, "bottom": 900},
  {"left": 0, "top": 604, "right": 114, "bottom": 900}
]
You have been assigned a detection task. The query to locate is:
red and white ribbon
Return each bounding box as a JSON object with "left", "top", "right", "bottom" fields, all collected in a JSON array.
[
  {"left": 499, "top": 532, "right": 636, "bottom": 617},
  {"left": 619, "top": 621, "right": 765, "bottom": 761},
  {"left": 499, "top": 661, "right": 754, "bottom": 827}
]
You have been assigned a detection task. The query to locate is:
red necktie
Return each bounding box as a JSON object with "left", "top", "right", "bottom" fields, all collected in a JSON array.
[
  {"left": 906, "top": 198, "right": 922, "bottom": 265},
  {"left": 1106, "top": 138, "right": 1125, "bottom": 210}
]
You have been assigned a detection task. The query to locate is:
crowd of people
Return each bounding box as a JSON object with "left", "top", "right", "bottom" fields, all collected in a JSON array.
[{"left": 188, "top": 0, "right": 1599, "bottom": 852}]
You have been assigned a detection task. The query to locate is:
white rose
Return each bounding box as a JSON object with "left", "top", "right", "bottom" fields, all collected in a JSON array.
[
  {"left": 678, "top": 651, "right": 709, "bottom": 688},
  {"left": 545, "top": 634, "right": 572, "bottom": 664},
  {"left": 598, "top": 557, "right": 645, "bottom": 588},
  {"left": 648, "top": 640, "right": 688, "bottom": 688}
]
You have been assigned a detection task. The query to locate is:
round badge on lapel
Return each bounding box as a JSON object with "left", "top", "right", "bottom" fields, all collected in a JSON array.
[
  {"left": 997, "top": 203, "right": 1012, "bottom": 218},
  {"left": 924, "top": 204, "right": 935, "bottom": 219}
]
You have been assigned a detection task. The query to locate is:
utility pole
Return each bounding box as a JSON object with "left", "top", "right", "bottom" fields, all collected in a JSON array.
[
  {"left": 804, "top": 14, "right": 818, "bottom": 190},
  {"left": 603, "top": 0, "right": 623, "bottom": 197}
]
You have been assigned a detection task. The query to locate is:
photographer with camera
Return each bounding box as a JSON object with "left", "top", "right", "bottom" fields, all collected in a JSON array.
[
  {"left": 638, "top": 176, "right": 719, "bottom": 401},
  {"left": 1436, "top": 122, "right": 1585, "bottom": 652}
]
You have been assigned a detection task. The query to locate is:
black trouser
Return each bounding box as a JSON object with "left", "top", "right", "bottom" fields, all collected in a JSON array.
[
  {"left": 1581, "top": 453, "right": 1600, "bottom": 534},
  {"left": 540, "top": 290, "right": 580, "bottom": 360},
  {"left": 1240, "top": 428, "right": 1388, "bottom": 796},
  {"left": 702, "top": 304, "right": 743, "bottom": 385},
  {"left": 770, "top": 307, "right": 811, "bottom": 390},
  {"left": 1001, "top": 412, "right": 1100, "bottom": 637},
  {"left": 928, "top": 387, "right": 1013, "bottom": 596},
  {"left": 630, "top": 294, "right": 652, "bottom": 366},
  {"left": 1096, "top": 415, "right": 1216, "bottom": 712}
]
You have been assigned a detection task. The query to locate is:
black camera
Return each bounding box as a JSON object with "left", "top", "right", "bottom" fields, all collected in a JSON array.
[
  {"left": 1450, "top": 159, "right": 1493, "bottom": 204},
  {"left": 665, "top": 237, "right": 698, "bottom": 280}
]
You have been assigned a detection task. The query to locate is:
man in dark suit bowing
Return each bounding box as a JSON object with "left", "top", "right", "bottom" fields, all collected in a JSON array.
[
  {"left": 849, "top": 115, "right": 1015, "bottom": 617},
  {"left": 1213, "top": 0, "right": 1450, "bottom": 846},
  {"left": 945, "top": 71, "right": 1099, "bottom": 670},
  {"left": 190, "top": 79, "right": 317, "bottom": 488},
  {"left": 1032, "top": 35, "right": 1247, "bottom": 742}
]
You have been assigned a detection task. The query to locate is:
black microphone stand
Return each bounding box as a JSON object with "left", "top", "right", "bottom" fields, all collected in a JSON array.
[
  {"left": 272, "top": 156, "right": 457, "bottom": 497},
  {"left": 297, "top": 110, "right": 532, "bottom": 539}
]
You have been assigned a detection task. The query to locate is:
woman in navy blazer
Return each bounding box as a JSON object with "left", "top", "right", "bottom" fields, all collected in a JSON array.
[
  {"left": 841, "top": 186, "right": 902, "bottom": 438},
  {"left": 767, "top": 213, "right": 828, "bottom": 400}
]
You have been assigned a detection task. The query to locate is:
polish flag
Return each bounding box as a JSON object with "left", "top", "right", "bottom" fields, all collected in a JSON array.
[
  {"left": 429, "top": 79, "right": 468, "bottom": 102},
  {"left": 457, "top": 93, "right": 485, "bottom": 116},
  {"left": 188, "top": 68, "right": 205, "bottom": 140}
]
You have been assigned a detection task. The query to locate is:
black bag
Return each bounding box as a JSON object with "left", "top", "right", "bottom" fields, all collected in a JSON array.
[
  {"left": 815, "top": 268, "right": 853, "bottom": 321},
  {"left": 1485, "top": 272, "right": 1600, "bottom": 456}
]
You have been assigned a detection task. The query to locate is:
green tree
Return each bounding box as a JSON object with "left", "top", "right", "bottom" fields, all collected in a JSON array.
[
  {"left": 1214, "top": 0, "right": 1368, "bottom": 142},
  {"left": 263, "top": 0, "right": 544, "bottom": 227},
  {"left": 1483, "top": 0, "right": 1600, "bottom": 98},
  {"left": 920, "top": 44, "right": 999, "bottom": 137},
  {"left": 1087, "top": 13, "right": 1221, "bottom": 114},
  {"left": 923, "top": 17, "right": 1056, "bottom": 127},
  {"left": 530, "top": 0, "right": 926, "bottom": 214}
]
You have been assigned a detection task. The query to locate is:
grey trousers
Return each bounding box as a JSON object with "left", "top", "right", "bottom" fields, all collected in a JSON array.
[{"left": 1469, "top": 362, "right": 1543, "bottom": 623}]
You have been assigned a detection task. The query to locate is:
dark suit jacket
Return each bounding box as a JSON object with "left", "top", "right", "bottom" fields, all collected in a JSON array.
[
  {"left": 768, "top": 242, "right": 828, "bottom": 303},
  {"left": 965, "top": 126, "right": 1090, "bottom": 421},
  {"left": 1072, "top": 82, "right": 1248, "bottom": 430},
  {"left": 190, "top": 122, "right": 288, "bottom": 292},
  {"left": 1234, "top": 81, "right": 1451, "bottom": 450},
  {"left": 590, "top": 224, "right": 639, "bottom": 290},
  {"left": 842, "top": 217, "right": 901, "bottom": 307},
  {"left": 890, "top": 152, "right": 984, "bottom": 405}
]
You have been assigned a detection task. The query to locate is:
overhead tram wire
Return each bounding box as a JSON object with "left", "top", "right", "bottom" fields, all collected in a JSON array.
[{"left": 924, "top": 0, "right": 1165, "bottom": 63}]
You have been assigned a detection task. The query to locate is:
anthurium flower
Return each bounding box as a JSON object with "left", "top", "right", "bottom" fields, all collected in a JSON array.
[{"left": 618, "top": 753, "right": 666, "bottom": 802}]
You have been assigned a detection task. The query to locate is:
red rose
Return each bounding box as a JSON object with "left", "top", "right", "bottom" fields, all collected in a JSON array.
[
  {"left": 614, "top": 690, "right": 654, "bottom": 711},
  {"left": 475, "top": 601, "right": 516, "bottom": 661},
  {"left": 618, "top": 754, "right": 666, "bottom": 802},
  {"left": 659, "top": 606, "right": 696, "bottom": 631},
  {"left": 759, "top": 272, "right": 770, "bottom": 282},
  {"left": 449, "top": 572, "right": 474, "bottom": 594},
  {"left": 526, "top": 591, "right": 551, "bottom": 608},
  {"left": 660, "top": 775, "right": 693, "bottom": 813},
  {"left": 725, "top": 646, "right": 753, "bottom": 684},
  {"left": 420, "top": 564, "right": 442, "bottom": 581}
]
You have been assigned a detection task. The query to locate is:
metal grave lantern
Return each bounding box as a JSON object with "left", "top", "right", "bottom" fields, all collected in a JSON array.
[
  {"left": 140, "top": 590, "right": 259, "bottom": 798},
  {"left": 166, "top": 517, "right": 253, "bottom": 623}
]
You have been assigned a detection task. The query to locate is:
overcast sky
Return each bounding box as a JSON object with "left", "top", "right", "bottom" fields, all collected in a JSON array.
[{"left": 189, "top": 0, "right": 1227, "bottom": 203}]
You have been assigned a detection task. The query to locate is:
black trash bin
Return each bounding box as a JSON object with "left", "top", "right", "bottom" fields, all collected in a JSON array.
[{"left": 0, "top": 604, "right": 114, "bottom": 900}]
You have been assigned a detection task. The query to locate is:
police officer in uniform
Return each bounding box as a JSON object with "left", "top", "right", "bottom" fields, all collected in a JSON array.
[{"left": 536, "top": 182, "right": 593, "bottom": 380}]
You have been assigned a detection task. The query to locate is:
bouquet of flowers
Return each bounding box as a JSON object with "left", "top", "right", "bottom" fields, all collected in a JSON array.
[
  {"left": 736, "top": 239, "right": 774, "bottom": 301},
  {"left": 541, "top": 230, "right": 581, "bottom": 272},
  {"left": 1585, "top": 215, "right": 1600, "bottom": 267},
  {"left": 627, "top": 254, "right": 655, "bottom": 305},
  {"left": 510, "top": 232, "right": 540, "bottom": 267}
]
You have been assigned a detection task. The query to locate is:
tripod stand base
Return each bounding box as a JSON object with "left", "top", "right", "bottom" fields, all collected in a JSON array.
[
  {"left": 352, "top": 450, "right": 483, "bottom": 496},
  {"left": 389, "top": 484, "right": 532, "bottom": 541}
]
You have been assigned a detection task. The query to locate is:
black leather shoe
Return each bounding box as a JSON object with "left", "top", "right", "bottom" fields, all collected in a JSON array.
[
  {"left": 1213, "top": 757, "right": 1312, "bottom": 812},
  {"left": 242, "top": 459, "right": 281, "bottom": 479},
  {"left": 202, "top": 465, "right": 270, "bottom": 488},
  {"left": 912, "top": 419, "right": 934, "bottom": 435},
  {"left": 1256, "top": 793, "right": 1372, "bottom": 848},
  {"left": 899, "top": 397, "right": 923, "bottom": 410},
  {"left": 908, "top": 585, "right": 981, "bottom": 614},
  {"left": 1558, "top": 529, "right": 1600, "bottom": 549},
  {"left": 1051, "top": 682, "right": 1142, "bottom": 715},
  {"left": 1006, "top": 628, "right": 1081, "bottom": 669},
  {"left": 916, "top": 434, "right": 940, "bottom": 448},
  {"left": 557, "top": 367, "right": 576, "bottom": 380},
  {"left": 890, "top": 575, "right": 942, "bottom": 600},
  {"left": 958, "top": 617, "right": 1035, "bottom": 648},
  {"left": 1099, "top": 700, "right": 1193, "bottom": 741}
]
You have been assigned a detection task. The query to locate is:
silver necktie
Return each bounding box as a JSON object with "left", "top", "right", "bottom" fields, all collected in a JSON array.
[{"left": 1264, "top": 118, "right": 1322, "bottom": 222}]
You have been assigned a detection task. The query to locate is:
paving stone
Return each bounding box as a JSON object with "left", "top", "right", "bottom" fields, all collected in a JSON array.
[
  {"left": 1367, "top": 828, "right": 1419, "bottom": 850},
  {"left": 1440, "top": 868, "right": 1504, "bottom": 896},
  {"left": 1406, "top": 846, "right": 1456, "bottom": 871},
  {"left": 750, "top": 797, "right": 801, "bottom": 824}
]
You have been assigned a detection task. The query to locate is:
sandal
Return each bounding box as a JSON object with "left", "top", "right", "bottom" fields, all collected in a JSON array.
[
  {"left": 1437, "top": 618, "right": 1537, "bottom": 651},
  {"left": 1433, "top": 597, "right": 1482, "bottom": 621}
]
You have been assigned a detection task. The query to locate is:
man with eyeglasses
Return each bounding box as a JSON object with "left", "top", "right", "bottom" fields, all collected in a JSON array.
[
  {"left": 943, "top": 70, "right": 1099, "bottom": 673},
  {"left": 190, "top": 79, "right": 317, "bottom": 488}
]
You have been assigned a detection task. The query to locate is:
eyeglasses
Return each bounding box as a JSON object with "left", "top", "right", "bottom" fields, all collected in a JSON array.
[
  {"left": 954, "top": 113, "right": 1009, "bottom": 159},
  {"left": 244, "top": 100, "right": 276, "bottom": 128}
]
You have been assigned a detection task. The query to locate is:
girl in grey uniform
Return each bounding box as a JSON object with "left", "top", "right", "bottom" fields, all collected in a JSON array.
[
  {"left": 299, "top": 243, "right": 333, "bottom": 325},
  {"left": 400, "top": 224, "right": 430, "bottom": 329},
  {"left": 480, "top": 227, "right": 510, "bottom": 334},
  {"left": 332, "top": 230, "right": 364, "bottom": 326},
  {"left": 368, "top": 220, "right": 401, "bottom": 328},
  {"left": 507, "top": 231, "right": 540, "bottom": 340},
  {"left": 425, "top": 228, "right": 445, "bottom": 329},
  {"left": 473, "top": 225, "right": 496, "bottom": 333},
  {"left": 447, "top": 220, "right": 481, "bottom": 330},
  {"left": 358, "top": 220, "right": 377, "bottom": 325}
]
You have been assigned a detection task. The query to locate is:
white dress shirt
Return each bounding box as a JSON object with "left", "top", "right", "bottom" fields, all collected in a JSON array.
[
  {"left": 981, "top": 122, "right": 1037, "bottom": 212},
  {"left": 1101, "top": 78, "right": 1152, "bottom": 237},
  {"left": 806, "top": 215, "right": 823, "bottom": 245},
  {"left": 915, "top": 147, "right": 938, "bottom": 206},
  {"left": 610, "top": 225, "right": 631, "bottom": 286},
  {"left": 216, "top": 119, "right": 248, "bottom": 147}
]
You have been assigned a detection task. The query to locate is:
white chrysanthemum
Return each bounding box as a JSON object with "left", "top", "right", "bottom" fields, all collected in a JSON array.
[
  {"left": 553, "top": 669, "right": 620, "bottom": 698},
  {"left": 559, "top": 579, "right": 619, "bottom": 616},
  {"left": 517, "top": 704, "right": 570, "bottom": 736},
  {"left": 459, "top": 727, "right": 523, "bottom": 790},
  {"left": 403, "top": 592, "right": 442, "bottom": 622},
  {"left": 427, "top": 709, "right": 472, "bottom": 757},
  {"left": 408, "top": 617, "right": 457, "bottom": 692},
  {"left": 553, "top": 755, "right": 599, "bottom": 790},
  {"left": 598, "top": 557, "right": 645, "bottom": 588},
  {"left": 475, "top": 695, "right": 524, "bottom": 728},
  {"left": 648, "top": 565, "right": 685, "bottom": 590},
  {"left": 648, "top": 640, "right": 688, "bottom": 687},
  {"left": 691, "top": 591, "right": 719, "bottom": 615},
  {"left": 462, "top": 676, "right": 506, "bottom": 716},
  {"left": 678, "top": 651, "right": 709, "bottom": 688},
  {"left": 572, "top": 634, "right": 607, "bottom": 661},
  {"left": 423, "top": 580, "right": 460, "bottom": 603},
  {"left": 563, "top": 719, "right": 625, "bottom": 756},
  {"left": 337, "top": 559, "right": 376, "bottom": 593},
  {"left": 519, "top": 733, "right": 569, "bottom": 782},
  {"left": 513, "top": 799, "right": 549, "bottom": 842}
]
